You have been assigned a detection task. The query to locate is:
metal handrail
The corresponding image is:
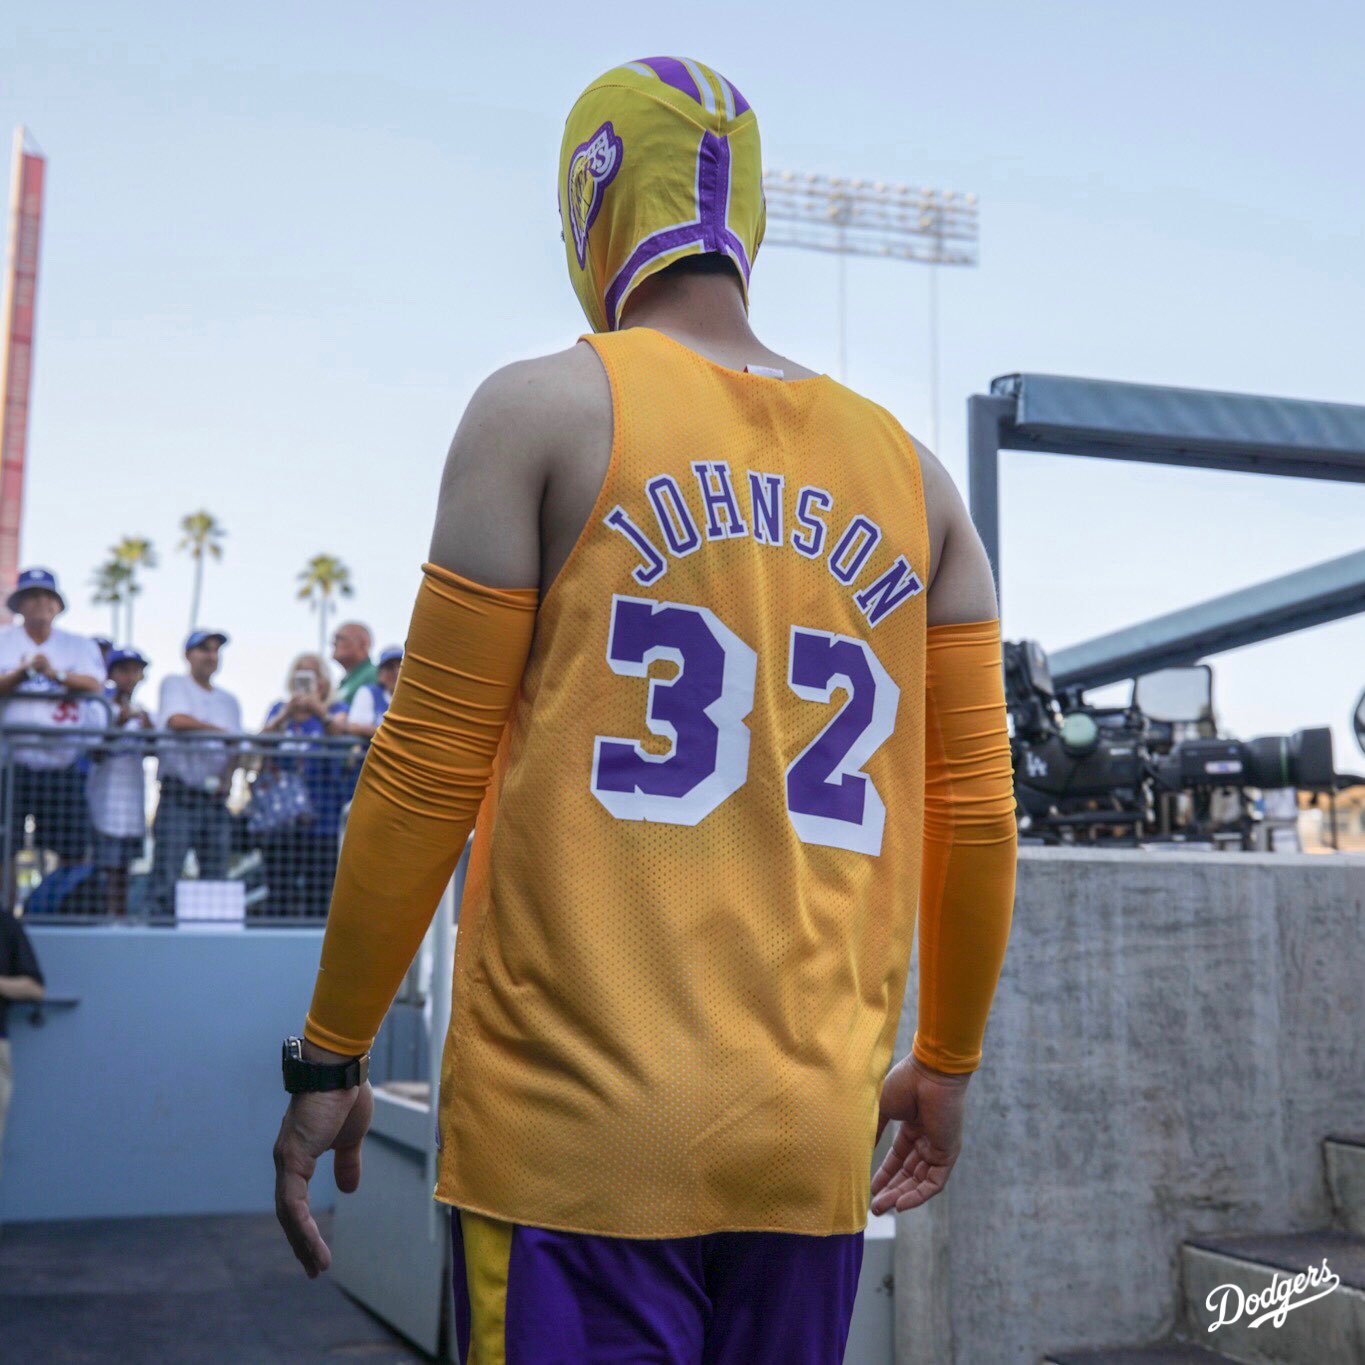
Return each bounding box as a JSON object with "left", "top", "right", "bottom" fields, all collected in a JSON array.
[
  {"left": 24, "top": 995, "right": 81, "bottom": 1026},
  {"left": 0, "top": 723, "right": 368, "bottom": 748},
  {"left": 0, "top": 688, "right": 118, "bottom": 726}
]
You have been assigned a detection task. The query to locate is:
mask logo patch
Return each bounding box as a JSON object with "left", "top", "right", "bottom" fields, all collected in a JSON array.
[{"left": 567, "top": 122, "right": 623, "bottom": 268}]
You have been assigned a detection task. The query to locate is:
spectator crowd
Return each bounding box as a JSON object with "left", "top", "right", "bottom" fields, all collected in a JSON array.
[{"left": 0, "top": 565, "right": 404, "bottom": 920}]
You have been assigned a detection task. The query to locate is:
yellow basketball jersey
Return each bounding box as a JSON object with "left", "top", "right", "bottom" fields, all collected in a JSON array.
[{"left": 435, "top": 326, "right": 930, "bottom": 1238}]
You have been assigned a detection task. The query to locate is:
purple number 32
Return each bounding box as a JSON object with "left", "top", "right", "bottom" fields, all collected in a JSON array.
[{"left": 591, "top": 595, "right": 901, "bottom": 855}]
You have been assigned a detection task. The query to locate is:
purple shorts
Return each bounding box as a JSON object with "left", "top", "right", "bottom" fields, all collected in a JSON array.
[{"left": 450, "top": 1206, "right": 864, "bottom": 1364}]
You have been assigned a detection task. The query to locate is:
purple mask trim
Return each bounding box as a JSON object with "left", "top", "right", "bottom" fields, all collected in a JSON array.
[
  {"left": 701, "top": 132, "right": 753, "bottom": 281},
  {"left": 633, "top": 56, "right": 702, "bottom": 104},
  {"left": 603, "top": 132, "right": 751, "bottom": 330},
  {"left": 722, "top": 76, "right": 751, "bottom": 117},
  {"left": 566, "top": 121, "right": 623, "bottom": 270}
]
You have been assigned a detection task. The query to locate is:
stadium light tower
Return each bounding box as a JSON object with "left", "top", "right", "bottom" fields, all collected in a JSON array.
[{"left": 761, "top": 169, "right": 979, "bottom": 448}]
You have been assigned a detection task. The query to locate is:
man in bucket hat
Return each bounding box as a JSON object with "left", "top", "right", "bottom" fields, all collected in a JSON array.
[{"left": 0, "top": 568, "right": 108, "bottom": 897}]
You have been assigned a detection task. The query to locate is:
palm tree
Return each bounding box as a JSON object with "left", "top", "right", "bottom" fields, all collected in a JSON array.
[
  {"left": 177, "top": 510, "right": 226, "bottom": 634},
  {"left": 297, "top": 554, "right": 354, "bottom": 658},
  {"left": 111, "top": 535, "right": 158, "bottom": 643},
  {"left": 90, "top": 559, "right": 133, "bottom": 640}
]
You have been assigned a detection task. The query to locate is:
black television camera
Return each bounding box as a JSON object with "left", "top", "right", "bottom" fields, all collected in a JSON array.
[{"left": 1004, "top": 639, "right": 1337, "bottom": 848}]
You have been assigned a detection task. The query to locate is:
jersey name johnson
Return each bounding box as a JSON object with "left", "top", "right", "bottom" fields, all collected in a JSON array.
[{"left": 603, "top": 461, "right": 925, "bottom": 628}]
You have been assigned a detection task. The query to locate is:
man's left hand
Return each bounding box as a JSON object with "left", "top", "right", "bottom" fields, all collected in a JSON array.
[
  {"left": 870, "top": 1054, "right": 971, "bottom": 1214},
  {"left": 273, "top": 1073, "right": 374, "bottom": 1278}
]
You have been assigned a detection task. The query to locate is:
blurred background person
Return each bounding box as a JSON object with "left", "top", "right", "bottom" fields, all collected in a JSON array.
[
  {"left": 0, "top": 905, "right": 44, "bottom": 1181},
  {"left": 88, "top": 648, "right": 153, "bottom": 917},
  {"left": 327, "top": 644, "right": 401, "bottom": 808},
  {"left": 330, "top": 622, "right": 376, "bottom": 709},
  {"left": 0, "top": 568, "right": 107, "bottom": 905},
  {"left": 257, "top": 652, "right": 348, "bottom": 917},
  {"left": 330, "top": 645, "right": 401, "bottom": 740},
  {"left": 146, "top": 631, "right": 241, "bottom": 917}
]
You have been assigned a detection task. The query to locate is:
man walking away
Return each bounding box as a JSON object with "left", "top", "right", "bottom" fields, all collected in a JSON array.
[
  {"left": 147, "top": 631, "right": 242, "bottom": 917},
  {"left": 273, "top": 57, "right": 1017, "bottom": 1364}
]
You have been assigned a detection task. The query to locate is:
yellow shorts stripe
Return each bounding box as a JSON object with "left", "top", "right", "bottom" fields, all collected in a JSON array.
[{"left": 457, "top": 1207, "right": 515, "bottom": 1364}]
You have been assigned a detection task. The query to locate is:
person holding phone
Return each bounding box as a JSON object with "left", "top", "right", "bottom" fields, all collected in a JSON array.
[{"left": 259, "top": 654, "right": 348, "bottom": 917}]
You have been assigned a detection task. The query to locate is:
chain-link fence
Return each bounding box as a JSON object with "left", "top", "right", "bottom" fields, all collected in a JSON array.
[{"left": 0, "top": 701, "right": 369, "bottom": 924}]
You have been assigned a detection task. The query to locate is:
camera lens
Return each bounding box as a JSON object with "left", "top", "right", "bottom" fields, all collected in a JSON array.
[{"left": 1243, "top": 728, "right": 1334, "bottom": 789}]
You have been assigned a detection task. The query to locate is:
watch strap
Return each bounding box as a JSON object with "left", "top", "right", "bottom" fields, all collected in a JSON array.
[{"left": 282, "top": 1037, "right": 369, "bottom": 1093}]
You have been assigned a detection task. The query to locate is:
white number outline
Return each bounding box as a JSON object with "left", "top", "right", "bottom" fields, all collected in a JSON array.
[
  {"left": 785, "top": 626, "right": 900, "bottom": 855},
  {"left": 590, "top": 594, "right": 757, "bottom": 826}
]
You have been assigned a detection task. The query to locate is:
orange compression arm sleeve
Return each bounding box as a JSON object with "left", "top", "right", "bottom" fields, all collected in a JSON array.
[
  {"left": 303, "top": 562, "right": 538, "bottom": 1055},
  {"left": 911, "top": 618, "right": 1019, "bottom": 1075}
]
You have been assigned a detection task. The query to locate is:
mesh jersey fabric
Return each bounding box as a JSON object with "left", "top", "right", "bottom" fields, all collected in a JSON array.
[{"left": 435, "top": 325, "right": 930, "bottom": 1238}]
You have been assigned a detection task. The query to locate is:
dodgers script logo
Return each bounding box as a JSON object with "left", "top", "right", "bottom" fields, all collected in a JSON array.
[{"left": 567, "top": 122, "right": 622, "bottom": 268}]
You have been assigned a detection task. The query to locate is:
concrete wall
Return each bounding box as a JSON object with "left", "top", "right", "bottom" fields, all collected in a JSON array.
[
  {"left": 0, "top": 924, "right": 331, "bottom": 1222},
  {"left": 894, "top": 848, "right": 1365, "bottom": 1365}
]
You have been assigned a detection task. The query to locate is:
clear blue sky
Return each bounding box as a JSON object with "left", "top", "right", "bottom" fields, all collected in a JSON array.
[{"left": 8, "top": 1, "right": 1365, "bottom": 762}]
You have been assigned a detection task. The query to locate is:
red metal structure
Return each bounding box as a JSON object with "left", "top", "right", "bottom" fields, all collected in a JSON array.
[{"left": 0, "top": 127, "right": 45, "bottom": 621}]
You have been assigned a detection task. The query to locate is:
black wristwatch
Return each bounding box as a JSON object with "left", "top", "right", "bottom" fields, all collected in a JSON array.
[{"left": 282, "top": 1036, "right": 369, "bottom": 1094}]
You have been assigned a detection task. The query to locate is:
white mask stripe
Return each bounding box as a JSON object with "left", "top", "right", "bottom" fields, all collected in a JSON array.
[{"left": 682, "top": 59, "right": 717, "bottom": 116}]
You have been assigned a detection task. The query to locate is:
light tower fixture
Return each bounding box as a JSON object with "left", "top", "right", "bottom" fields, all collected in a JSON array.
[{"left": 760, "top": 169, "right": 980, "bottom": 447}]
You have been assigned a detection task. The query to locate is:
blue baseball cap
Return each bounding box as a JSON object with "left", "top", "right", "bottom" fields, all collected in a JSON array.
[
  {"left": 185, "top": 629, "right": 229, "bottom": 652},
  {"left": 7, "top": 566, "right": 66, "bottom": 614},
  {"left": 107, "top": 647, "right": 149, "bottom": 668},
  {"left": 378, "top": 645, "right": 404, "bottom": 667}
]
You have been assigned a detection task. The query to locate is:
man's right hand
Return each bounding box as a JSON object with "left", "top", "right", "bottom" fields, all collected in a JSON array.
[
  {"left": 273, "top": 1079, "right": 374, "bottom": 1278},
  {"left": 870, "top": 1054, "right": 971, "bottom": 1214}
]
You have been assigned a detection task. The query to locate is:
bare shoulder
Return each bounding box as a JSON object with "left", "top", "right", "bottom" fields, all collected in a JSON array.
[
  {"left": 912, "top": 439, "right": 959, "bottom": 549},
  {"left": 908, "top": 437, "right": 999, "bottom": 627},
  {"left": 457, "top": 342, "right": 610, "bottom": 452},
  {"left": 429, "top": 343, "right": 610, "bottom": 588}
]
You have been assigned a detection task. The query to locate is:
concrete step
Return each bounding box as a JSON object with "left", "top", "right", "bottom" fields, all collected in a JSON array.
[
  {"left": 1179, "top": 1228, "right": 1365, "bottom": 1363},
  {"left": 1325, "top": 1134, "right": 1365, "bottom": 1235},
  {"left": 1042, "top": 1342, "right": 1233, "bottom": 1363}
]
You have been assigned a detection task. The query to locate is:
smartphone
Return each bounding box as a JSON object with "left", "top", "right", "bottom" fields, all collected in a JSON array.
[{"left": 291, "top": 669, "right": 317, "bottom": 697}]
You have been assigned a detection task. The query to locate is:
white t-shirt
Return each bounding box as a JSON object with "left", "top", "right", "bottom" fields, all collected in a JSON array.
[
  {"left": 156, "top": 674, "right": 243, "bottom": 790},
  {"left": 0, "top": 623, "right": 109, "bottom": 769},
  {"left": 346, "top": 684, "right": 391, "bottom": 730},
  {"left": 88, "top": 710, "right": 150, "bottom": 837}
]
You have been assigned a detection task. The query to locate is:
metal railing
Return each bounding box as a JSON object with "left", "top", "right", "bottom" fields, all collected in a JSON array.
[{"left": 0, "top": 715, "right": 371, "bottom": 925}]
